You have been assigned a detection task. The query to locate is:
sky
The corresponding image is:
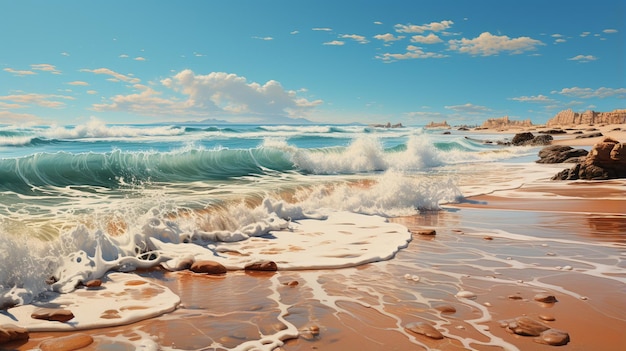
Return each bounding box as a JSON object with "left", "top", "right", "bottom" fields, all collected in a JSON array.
[{"left": 0, "top": 0, "right": 624, "bottom": 126}]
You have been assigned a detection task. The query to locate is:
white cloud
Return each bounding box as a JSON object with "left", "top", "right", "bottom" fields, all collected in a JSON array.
[
  {"left": 551, "top": 87, "right": 626, "bottom": 99},
  {"left": 3, "top": 68, "right": 36, "bottom": 76},
  {"left": 68, "top": 81, "right": 90, "bottom": 86},
  {"left": 31, "top": 64, "right": 61, "bottom": 75},
  {"left": 253, "top": 36, "right": 274, "bottom": 41},
  {"left": 96, "top": 70, "right": 322, "bottom": 119},
  {"left": 374, "top": 21, "right": 383, "bottom": 25},
  {"left": 373, "top": 33, "right": 405, "bottom": 42},
  {"left": 290, "top": 30, "right": 299, "bottom": 35},
  {"left": 554, "top": 38, "right": 567, "bottom": 44},
  {"left": 568, "top": 55, "right": 598, "bottom": 63},
  {"left": 119, "top": 54, "right": 129, "bottom": 58},
  {"left": 134, "top": 57, "right": 146, "bottom": 61},
  {"left": 395, "top": 20, "right": 454, "bottom": 33},
  {"left": 603, "top": 29, "right": 618, "bottom": 34},
  {"left": 312, "top": 27, "right": 332, "bottom": 32},
  {"left": 324, "top": 40, "right": 345, "bottom": 46},
  {"left": 410, "top": 33, "right": 443, "bottom": 44},
  {"left": 580, "top": 32, "right": 591, "bottom": 37},
  {"left": 87, "top": 90, "right": 98, "bottom": 95},
  {"left": 444, "top": 103, "right": 491, "bottom": 113},
  {"left": 448, "top": 32, "right": 544, "bottom": 56},
  {"left": 0, "top": 110, "right": 42, "bottom": 124},
  {"left": 0, "top": 93, "right": 74, "bottom": 108},
  {"left": 510, "top": 95, "right": 555, "bottom": 103},
  {"left": 376, "top": 45, "right": 448, "bottom": 62},
  {"left": 81, "top": 68, "right": 141, "bottom": 84},
  {"left": 61, "top": 52, "right": 70, "bottom": 56},
  {"left": 340, "top": 34, "right": 369, "bottom": 44}
]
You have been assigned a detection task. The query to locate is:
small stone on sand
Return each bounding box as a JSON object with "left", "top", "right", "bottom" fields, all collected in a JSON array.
[
  {"left": 39, "top": 334, "right": 94, "bottom": 351},
  {"left": 455, "top": 290, "right": 477, "bottom": 299},
  {"left": 190, "top": 260, "right": 227, "bottom": 275},
  {"left": 534, "top": 328, "right": 570, "bottom": 346},
  {"left": 31, "top": 308, "right": 75, "bottom": 323},
  {"left": 534, "top": 293, "right": 558, "bottom": 303},
  {"left": 404, "top": 321, "right": 444, "bottom": 340}
]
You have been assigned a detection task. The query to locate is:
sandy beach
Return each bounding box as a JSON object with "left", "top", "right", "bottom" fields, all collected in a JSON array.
[{"left": 2, "top": 124, "right": 625, "bottom": 351}]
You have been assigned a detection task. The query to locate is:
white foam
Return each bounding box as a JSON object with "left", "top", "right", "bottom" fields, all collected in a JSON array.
[{"left": 0, "top": 272, "right": 179, "bottom": 332}]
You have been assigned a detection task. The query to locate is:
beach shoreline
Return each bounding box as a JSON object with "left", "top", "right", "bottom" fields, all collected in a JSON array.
[{"left": 3, "top": 123, "right": 626, "bottom": 351}]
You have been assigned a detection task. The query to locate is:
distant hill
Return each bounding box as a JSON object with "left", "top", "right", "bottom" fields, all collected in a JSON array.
[{"left": 480, "top": 116, "right": 532, "bottom": 129}]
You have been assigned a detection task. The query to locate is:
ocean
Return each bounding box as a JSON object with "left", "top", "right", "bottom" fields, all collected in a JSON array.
[{"left": 2, "top": 119, "right": 623, "bottom": 350}]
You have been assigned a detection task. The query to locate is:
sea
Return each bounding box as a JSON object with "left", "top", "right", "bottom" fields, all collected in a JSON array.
[{"left": 3, "top": 118, "right": 622, "bottom": 350}]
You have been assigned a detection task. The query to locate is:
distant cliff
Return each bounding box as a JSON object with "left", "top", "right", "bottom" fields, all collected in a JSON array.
[
  {"left": 480, "top": 116, "right": 532, "bottom": 129},
  {"left": 425, "top": 121, "right": 450, "bottom": 129},
  {"left": 546, "top": 109, "right": 626, "bottom": 126}
]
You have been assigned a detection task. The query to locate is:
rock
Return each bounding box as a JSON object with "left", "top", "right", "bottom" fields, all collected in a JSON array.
[
  {"left": 404, "top": 321, "right": 444, "bottom": 340},
  {"left": 31, "top": 308, "right": 74, "bottom": 323},
  {"left": 455, "top": 290, "right": 477, "bottom": 299},
  {"left": 575, "top": 132, "right": 603, "bottom": 139},
  {"left": 546, "top": 109, "right": 626, "bottom": 126},
  {"left": 39, "top": 333, "right": 94, "bottom": 351},
  {"left": 0, "top": 324, "right": 29, "bottom": 344},
  {"left": 534, "top": 293, "right": 558, "bottom": 303},
  {"left": 245, "top": 261, "right": 278, "bottom": 271},
  {"left": 83, "top": 279, "right": 102, "bottom": 288},
  {"left": 537, "top": 145, "right": 588, "bottom": 164},
  {"left": 425, "top": 121, "right": 450, "bottom": 129},
  {"left": 412, "top": 229, "right": 436, "bottom": 236},
  {"left": 512, "top": 132, "right": 535, "bottom": 146},
  {"left": 534, "top": 328, "right": 570, "bottom": 346},
  {"left": 190, "top": 260, "right": 227, "bottom": 275},
  {"left": 538, "top": 129, "right": 567, "bottom": 134},
  {"left": 503, "top": 316, "right": 550, "bottom": 336},
  {"left": 530, "top": 134, "right": 553, "bottom": 145},
  {"left": 433, "top": 304, "right": 457, "bottom": 314},
  {"left": 539, "top": 314, "right": 556, "bottom": 321},
  {"left": 552, "top": 137, "right": 626, "bottom": 180}
]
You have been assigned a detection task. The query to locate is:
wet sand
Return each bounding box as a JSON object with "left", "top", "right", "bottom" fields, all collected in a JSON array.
[{"left": 9, "top": 177, "right": 625, "bottom": 351}]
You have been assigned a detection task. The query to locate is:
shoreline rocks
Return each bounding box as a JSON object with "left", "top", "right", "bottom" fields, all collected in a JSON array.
[{"left": 551, "top": 137, "right": 626, "bottom": 180}]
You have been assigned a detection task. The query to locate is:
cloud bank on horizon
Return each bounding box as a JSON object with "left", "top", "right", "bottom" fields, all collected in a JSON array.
[{"left": 0, "top": 0, "right": 624, "bottom": 126}]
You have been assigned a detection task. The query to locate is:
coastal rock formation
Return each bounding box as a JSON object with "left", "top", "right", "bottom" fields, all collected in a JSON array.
[
  {"left": 536, "top": 145, "right": 588, "bottom": 164},
  {"left": 546, "top": 109, "right": 626, "bottom": 126},
  {"left": 425, "top": 121, "right": 450, "bottom": 129},
  {"left": 481, "top": 116, "right": 532, "bottom": 129},
  {"left": 552, "top": 137, "right": 626, "bottom": 180},
  {"left": 369, "top": 122, "right": 404, "bottom": 128},
  {"left": 511, "top": 132, "right": 553, "bottom": 146}
]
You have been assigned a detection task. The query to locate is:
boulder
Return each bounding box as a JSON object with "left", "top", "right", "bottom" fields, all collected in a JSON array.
[
  {"left": 39, "top": 333, "right": 94, "bottom": 351},
  {"left": 537, "top": 145, "right": 588, "bottom": 164},
  {"left": 552, "top": 137, "right": 626, "bottom": 180},
  {"left": 512, "top": 132, "right": 535, "bottom": 146},
  {"left": 244, "top": 261, "right": 278, "bottom": 271},
  {"left": 0, "top": 324, "right": 29, "bottom": 344}
]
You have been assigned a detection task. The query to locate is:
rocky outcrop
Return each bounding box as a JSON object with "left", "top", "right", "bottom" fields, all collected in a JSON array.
[
  {"left": 552, "top": 137, "right": 626, "bottom": 180},
  {"left": 425, "top": 121, "right": 450, "bottom": 129},
  {"left": 537, "top": 145, "right": 588, "bottom": 164},
  {"left": 546, "top": 109, "right": 626, "bottom": 127},
  {"left": 481, "top": 116, "right": 533, "bottom": 129},
  {"left": 511, "top": 132, "right": 553, "bottom": 146},
  {"left": 0, "top": 324, "right": 29, "bottom": 344}
]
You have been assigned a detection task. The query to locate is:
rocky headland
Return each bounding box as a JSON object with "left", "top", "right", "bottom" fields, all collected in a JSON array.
[
  {"left": 546, "top": 109, "right": 626, "bottom": 127},
  {"left": 480, "top": 116, "right": 533, "bottom": 130},
  {"left": 424, "top": 121, "right": 450, "bottom": 129}
]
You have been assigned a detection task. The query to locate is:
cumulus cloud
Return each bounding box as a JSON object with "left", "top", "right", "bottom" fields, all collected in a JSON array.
[
  {"left": 340, "top": 34, "right": 369, "bottom": 44},
  {"left": 410, "top": 33, "right": 443, "bottom": 44},
  {"left": 324, "top": 40, "right": 345, "bottom": 46},
  {"left": 445, "top": 103, "right": 491, "bottom": 113},
  {"left": 448, "top": 32, "right": 544, "bottom": 56},
  {"left": 253, "top": 36, "right": 274, "bottom": 41},
  {"left": 376, "top": 45, "right": 448, "bottom": 62},
  {"left": 312, "top": 27, "right": 332, "bottom": 32},
  {"left": 134, "top": 57, "right": 146, "bottom": 61},
  {"left": 81, "top": 68, "right": 141, "bottom": 84},
  {"left": 3, "top": 68, "right": 36, "bottom": 76},
  {"left": 551, "top": 87, "right": 626, "bottom": 99},
  {"left": 603, "top": 29, "right": 618, "bottom": 34},
  {"left": 568, "top": 54, "right": 598, "bottom": 63},
  {"left": 395, "top": 20, "right": 454, "bottom": 33},
  {"left": 0, "top": 93, "right": 74, "bottom": 108},
  {"left": 373, "top": 33, "right": 405, "bottom": 42},
  {"left": 95, "top": 70, "right": 322, "bottom": 119}
]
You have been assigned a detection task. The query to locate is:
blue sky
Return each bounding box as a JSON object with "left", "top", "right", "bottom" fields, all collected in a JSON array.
[{"left": 0, "top": 0, "right": 624, "bottom": 126}]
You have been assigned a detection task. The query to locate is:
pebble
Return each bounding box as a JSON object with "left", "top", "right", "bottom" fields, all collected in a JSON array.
[
  {"left": 539, "top": 314, "right": 556, "bottom": 321},
  {"left": 434, "top": 304, "right": 457, "bottom": 314},
  {"left": 534, "top": 293, "right": 558, "bottom": 303},
  {"left": 284, "top": 280, "right": 299, "bottom": 287},
  {"left": 190, "top": 260, "right": 227, "bottom": 275},
  {"left": 455, "top": 290, "right": 477, "bottom": 299},
  {"left": 502, "top": 316, "right": 550, "bottom": 336},
  {"left": 39, "top": 334, "right": 94, "bottom": 351},
  {"left": 562, "top": 265, "right": 573, "bottom": 271},
  {"left": 84, "top": 279, "right": 102, "bottom": 288},
  {"left": 546, "top": 252, "right": 556, "bottom": 256},
  {"left": 244, "top": 261, "right": 278, "bottom": 272},
  {"left": 483, "top": 236, "right": 493, "bottom": 240},
  {"left": 534, "top": 328, "right": 570, "bottom": 346},
  {"left": 484, "top": 302, "right": 492, "bottom": 307},
  {"left": 31, "top": 308, "right": 75, "bottom": 323},
  {"left": 404, "top": 322, "right": 444, "bottom": 340},
  {"left": 508, "top": 294, "right": 523, "bottom": 300},
  {"left": 412, "top": 229, "right": 437, "bottom": 236}
]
